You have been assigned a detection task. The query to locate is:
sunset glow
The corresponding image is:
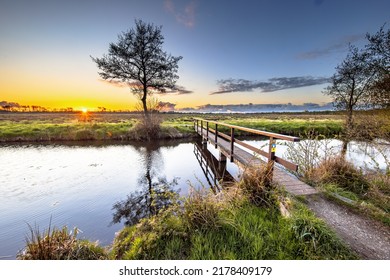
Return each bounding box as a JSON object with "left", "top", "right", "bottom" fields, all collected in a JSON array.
[{"left": 1, "top": 0, "right": 389, "bottom": 112}]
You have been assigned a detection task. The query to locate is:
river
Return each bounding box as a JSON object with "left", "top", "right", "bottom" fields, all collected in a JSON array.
[{"left": 0, "top": 138, "right": 388, "bottom": 259}]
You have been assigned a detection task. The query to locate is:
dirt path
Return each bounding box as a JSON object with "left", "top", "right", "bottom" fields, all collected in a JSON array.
[{"left": 305, "top": 194, "right": 390, "bottom": 259}]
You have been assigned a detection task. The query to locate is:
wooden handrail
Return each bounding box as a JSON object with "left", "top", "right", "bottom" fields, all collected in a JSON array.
[
  {"left": 193, "top": 117, "right": 300, "bottom": 142},
  {"left": 194, "top": 117, "right": 300, "bottom": 172}
]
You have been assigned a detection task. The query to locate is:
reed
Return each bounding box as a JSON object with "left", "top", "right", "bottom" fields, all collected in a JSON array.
[{"left": 17, "top": 222, "right": 107, "bottom": 260}]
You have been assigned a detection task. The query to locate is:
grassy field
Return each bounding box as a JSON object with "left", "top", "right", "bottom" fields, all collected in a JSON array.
[{"left": 0, "top": 112, "right": 345, "bottom": 142}]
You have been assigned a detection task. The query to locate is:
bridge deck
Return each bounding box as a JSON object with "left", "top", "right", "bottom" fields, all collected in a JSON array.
[{"left": 196, "top": 127, "right": 318, "bottom": 196}]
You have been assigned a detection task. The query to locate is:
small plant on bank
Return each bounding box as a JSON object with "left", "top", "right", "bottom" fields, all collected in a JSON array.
[
  {"left": 284, "top": 131, "right": 339, "bottom": 181},
  {"left": 17, "top": 223, "right": 107, "bottom": 260}
]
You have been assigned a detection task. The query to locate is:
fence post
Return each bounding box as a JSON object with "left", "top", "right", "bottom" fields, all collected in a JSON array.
[
  {"left": 268, "top": 137, "right": 276, "bottom": 179},
  {"left": 230, "top": 127, "right": 235, "bottom": 162}
]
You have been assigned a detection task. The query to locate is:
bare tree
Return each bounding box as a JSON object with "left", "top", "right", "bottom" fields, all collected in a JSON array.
[
  {"left": 324, "top": 45, "right": 376, "bottom": 130},
  {"left": 366, "top": 24, "right": 390, "bottom": 108},
  {"left": 91, "top": 20, "right": 182, "bottom": 122}
]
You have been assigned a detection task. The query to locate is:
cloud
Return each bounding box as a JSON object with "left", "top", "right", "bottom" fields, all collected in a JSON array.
[
  {"left": 164, "top": 0, "right": 197, "bottom": 27},
  {"left": 179, "top": 102, "right": 334, "bottom": 113},
  {"left": 297, "top": 34, "right": 364, "bottom": 60},
  {"left": 211, "top": 76, "right": 330, "bottom": 95},
  {"left": 175, "top": 85, "right": 193, "bottom": 94},
  {"left": 157, "top": 101, "right": 176, "bottom": 112},
  {"left": 0, "top": 101, "right": 21, "bottom": 108}
]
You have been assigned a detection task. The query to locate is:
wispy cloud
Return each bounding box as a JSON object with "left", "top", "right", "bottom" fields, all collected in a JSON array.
[
  {"left": 211, "top": 76, "right": 330, "bottom": 95},
  {"left": 179, "top": 102, "right": 334, "bottom": 113},
  {"left": 297, "top": 34, "right": 364, "bottom": 60},
  {"left": 161, "top": 85, "right": 194, "bottom": 95},
  {"left": 164, "top": 0, "right": 197, "bottom": 28}
]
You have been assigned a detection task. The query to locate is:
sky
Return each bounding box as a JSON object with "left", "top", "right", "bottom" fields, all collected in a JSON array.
[{"left": 1, "top": 0, "right": 389, "bottom": 111}]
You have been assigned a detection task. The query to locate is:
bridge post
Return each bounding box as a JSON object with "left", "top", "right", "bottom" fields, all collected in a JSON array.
[
  {"left": 230, "top": 127, "right": 235, "bottom": 162},
  {"left": 219, "top": 152, "right": 226, "bottom": 162},
  {"left": 206, "top": 121, "right": 209, "bottom": 140},
  {"left": 268, "top": 137, "right": 276, "bottom": 179},
  {"left": 215, "top": 124, "right": 218, "bottom": 148}
]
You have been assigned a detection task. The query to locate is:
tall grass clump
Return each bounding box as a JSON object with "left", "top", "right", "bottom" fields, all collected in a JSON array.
[
  {"left": 238, "top": 163, "right": 279, "bottom": 208},
  {"left": 310, "top": 156, "right": 370, "bottom": 196},
  {"left": 131, "top": 114, "right": 162, "bottom": 140},
  {"left": 17, "top": 223, "right": 107, "bottom": 260}
]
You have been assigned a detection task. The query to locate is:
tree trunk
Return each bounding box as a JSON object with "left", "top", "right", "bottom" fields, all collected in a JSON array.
[
  {"left": 346, "top": 109, "right": 353, "bottom": 131},
  {"left": 141, "top": 97, "right": 150, "bottom": 119},
  {"left": 341, "top": 139, "right": 349, "bottom": 157},
  {"left": 141, "top": 85, "right": 151, "bottom": 124}
]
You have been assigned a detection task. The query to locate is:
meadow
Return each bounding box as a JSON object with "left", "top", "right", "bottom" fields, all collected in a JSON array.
[{"left": 0, "top": 111, "right": 345, "bottom": 142}]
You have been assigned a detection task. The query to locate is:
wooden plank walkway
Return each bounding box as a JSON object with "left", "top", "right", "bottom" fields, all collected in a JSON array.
[{"left": 196, "top": 127, "right": 318, "bottom": 196}]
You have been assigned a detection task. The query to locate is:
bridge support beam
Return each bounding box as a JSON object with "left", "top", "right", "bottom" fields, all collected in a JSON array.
[
  {"left": 219, "top": 152, "right": 226, "bottom": 162},
  {"left": 202, "top": 139, "right": 207, "bottom": 149}
]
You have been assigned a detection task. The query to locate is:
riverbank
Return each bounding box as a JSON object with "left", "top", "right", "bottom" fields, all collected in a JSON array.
[
  {"left": 17, "top": 167, "right": 358, "bottom": 260},
  {"left": 0, "top": 112, "right": 344, "bottom": 142}
]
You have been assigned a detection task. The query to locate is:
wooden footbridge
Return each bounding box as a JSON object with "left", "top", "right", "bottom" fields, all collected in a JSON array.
[{"left": 194, "top": 118, "right": 318, "bottom": 196}]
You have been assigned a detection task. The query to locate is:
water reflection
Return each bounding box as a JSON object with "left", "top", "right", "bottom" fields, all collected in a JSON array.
[
  {"left": 193, "top": 140, "right": 235, "bottom": 192},
  {"left": 0, "top": 140, "right": 214, "bottom": 259},
  {"left": 111, "top": 142, "right": 180, "bottom": 226}
]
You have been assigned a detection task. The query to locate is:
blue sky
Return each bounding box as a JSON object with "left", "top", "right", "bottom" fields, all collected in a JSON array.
[{"left": 1, "top": 0, "right": 389, "bottom": 110}]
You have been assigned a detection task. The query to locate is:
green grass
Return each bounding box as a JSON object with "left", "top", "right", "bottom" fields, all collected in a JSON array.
[
  {"left": 0, "top": 112, "right": 345, "bottom": 142},
  {"left": 111, "top": 198, "right": 356, "bottom": 260},
  {"left": 110, "top": 182, "right": 357, "bottom": 260},
  {"left": 222, "top": 118, "right": 343, "bottom": 137}
]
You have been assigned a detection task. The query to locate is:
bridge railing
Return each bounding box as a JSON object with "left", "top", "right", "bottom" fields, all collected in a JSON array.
[{"left": 193, "top": 118, "right": 300, "bottom": 172}]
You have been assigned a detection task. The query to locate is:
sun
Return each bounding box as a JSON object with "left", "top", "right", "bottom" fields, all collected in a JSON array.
[{"left": 81, "top": 108, "right": 88, "bottom": 113}]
